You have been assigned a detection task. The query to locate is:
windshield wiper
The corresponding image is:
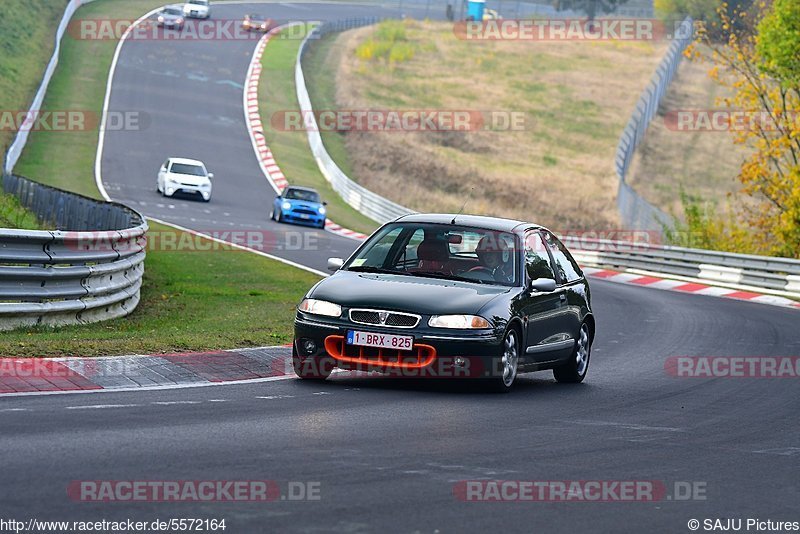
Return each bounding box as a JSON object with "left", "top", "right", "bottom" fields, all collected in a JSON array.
[
  {"left": 347, "top": 266, "right": 399, "bottom": 275},
  {"left": 406, "top": 271, "right": 490, "bottom": 285}
]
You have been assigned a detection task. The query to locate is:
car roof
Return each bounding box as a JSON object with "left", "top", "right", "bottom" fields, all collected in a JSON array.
[
  {"left": 393, "top": 213, "right": 543, "bottom": 232},
  {"left": 168, "top": 157, "right": 205, "bottom": 166}
]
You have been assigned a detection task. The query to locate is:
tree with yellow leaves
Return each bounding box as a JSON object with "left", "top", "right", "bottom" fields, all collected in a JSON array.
[{"left": 690, "top": 0, "right": 800, "bottom": 257}]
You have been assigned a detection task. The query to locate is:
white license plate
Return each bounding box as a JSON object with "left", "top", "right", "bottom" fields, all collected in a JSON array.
[
  {"left": 300, "top": 214, "right": 310, "bottom": 219},
  {"left": 346, "top": 330, "right": 413, "bottom": 351}
]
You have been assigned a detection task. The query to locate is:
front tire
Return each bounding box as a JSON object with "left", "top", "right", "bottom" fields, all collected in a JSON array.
[
  {"left": 486, "top": 328, "right": 519, "bottom": 392},
  {"left": 292, "top": 344, "right": 334, "bottom": 380},
  {"left": 553, "top": 322, "right": 591, "bottom": 383}
]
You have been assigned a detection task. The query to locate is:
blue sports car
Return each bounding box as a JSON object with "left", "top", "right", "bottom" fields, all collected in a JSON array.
[{"left": 270, "top": 186, "right": 327, "bottom": 229}]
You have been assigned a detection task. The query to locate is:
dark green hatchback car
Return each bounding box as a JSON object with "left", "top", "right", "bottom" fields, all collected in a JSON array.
[{"left": 293, "top": 214, "right": 595, "bottom": 392}]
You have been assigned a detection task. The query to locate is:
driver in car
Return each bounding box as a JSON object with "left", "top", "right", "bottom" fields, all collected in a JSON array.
[{"left": 470, "top": 235, "right": 514, "bottom": 283}]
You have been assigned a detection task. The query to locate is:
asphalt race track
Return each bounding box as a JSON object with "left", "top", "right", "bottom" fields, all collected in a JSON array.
[
  {"left": 2, "top": 281, "right": 799, "bottom": 531},
  {"left": 3, "top": 3, "right": 799, "bottom": 533}
]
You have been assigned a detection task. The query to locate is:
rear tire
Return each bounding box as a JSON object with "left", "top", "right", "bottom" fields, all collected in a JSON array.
[
  {"left": 553, "top": 322, "right": 591, "bottom": 383},
  {"left": 292, "top": 344, "right": 334, "bottom": 380}
]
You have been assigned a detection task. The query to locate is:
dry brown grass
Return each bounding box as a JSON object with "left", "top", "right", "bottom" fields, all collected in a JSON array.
[
  {"left": 324, "top": 20, "right": 669, "bottom": 229},
  {"left": 627, "top": 48, "right": 749, "bottom": 216}
]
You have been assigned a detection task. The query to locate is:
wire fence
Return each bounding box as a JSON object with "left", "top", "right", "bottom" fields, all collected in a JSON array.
[{"left": 614, "top": 16, "right": 694, "bottom": 233}]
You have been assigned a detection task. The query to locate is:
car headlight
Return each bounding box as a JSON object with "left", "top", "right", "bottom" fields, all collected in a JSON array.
[
  {"left": 200, "top": 183, "right": 210, "bottom": 189},
  {"left": 299, "top": 299, "right": 342, "bottom": 318},
  {"left": 177, "top": 17, "right": 185, "bottom": 24},
  {"left": 282, "top": 201, "right": 292, "bottom": 210},
  {"left": 318, "top": 206, "right": 326, "bottom": 215},
  {"left": 428, "top": 315, "right": 490, "bottom": 329},
  {"left": 158, "top": 15, "right": 165, "bottom": 22}
]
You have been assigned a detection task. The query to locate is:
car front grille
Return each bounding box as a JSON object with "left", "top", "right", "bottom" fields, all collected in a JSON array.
[
  {"left": 349, "top": 309, "right": 420, "bottom": 329},
  {"left": 292, "top": 209, "right": 318, "bottom": 216},
  {"left": 324, "top": 335, "right": 435, "bottom": 369}
]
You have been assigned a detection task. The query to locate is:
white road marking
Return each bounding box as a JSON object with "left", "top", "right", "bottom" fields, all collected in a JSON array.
[
  {"left": 0, "top": 408, "right": 30, "bottom": 413},
  {"left": 66, "top": 404, "right": 143, "bottom": 410},
  {"left": 312, "top": 391, "right": 332, "bottom": 395},
  {"left": 151, "top": 400, "right": 202, "bottom": 406},
  {"left": 256, "top": 395, "right": 295, "bottom": 400},
  {"left": 208, "top": 399, "right": 229, "bottom": 403}
]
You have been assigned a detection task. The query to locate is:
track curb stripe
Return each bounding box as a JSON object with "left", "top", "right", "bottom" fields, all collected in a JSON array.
[
  {"left": 242, "top": 24, "right": 368, "bottom": 242},
  {"left": 0, "top": 346, "right": 294, "bottom": 397}
]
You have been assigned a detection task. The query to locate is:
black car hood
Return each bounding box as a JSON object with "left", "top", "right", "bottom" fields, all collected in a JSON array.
[{"left": 309, "top": 270, "right": 512, "bottom": 315}]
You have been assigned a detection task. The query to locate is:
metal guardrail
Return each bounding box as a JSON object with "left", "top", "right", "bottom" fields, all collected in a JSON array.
[
  {"left": 566, "top": 237, "right": 800, "bottom": 298},
  {"left": 1, "top": 174, "right": 147, "bottom": 331},
  {"left": 296, "top": 18, "right": 415, "bottom": 224},
  {"left": 614, "top": 17, "right": 694, "bottom": 233}
]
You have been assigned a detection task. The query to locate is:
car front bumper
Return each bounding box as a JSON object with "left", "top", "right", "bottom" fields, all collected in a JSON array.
[
  {"left": 294, "top": 313, "right": 503, "bottom": 379},
  {"left": 164, "top": 182, "right": 211, "bottom": 199},
  {"left": 280, "top": 209, "right": 325, "bottom": 227}
]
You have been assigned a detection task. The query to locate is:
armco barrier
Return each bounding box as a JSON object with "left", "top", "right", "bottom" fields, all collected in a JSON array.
[
  {"left": 0, "top": 174, "right": 147, "bottom": 331},
  {"left": 566, "top": 237, "right": 800, "bottom": 299},
  {"left": 296, "top": 18, "right": 415, "bottom": 224}
]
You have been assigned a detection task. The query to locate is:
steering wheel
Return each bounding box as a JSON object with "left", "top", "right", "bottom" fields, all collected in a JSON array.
[{"left": 468, "top": 266, "right": 494, "bottom": 276}]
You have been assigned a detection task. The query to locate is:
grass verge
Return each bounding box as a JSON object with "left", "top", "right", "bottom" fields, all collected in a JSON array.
[
  {"left": 0, "top": 0, "right": 70, "bottom": 159},
  {"left": 259, "top": 32, "right": 378, "bottom": 235},
  {"left": 0, "top": 194, "right": 41, "bottom": 230},
  {"left": 2, "top": 0, "right": 322, "bottom": 356}
]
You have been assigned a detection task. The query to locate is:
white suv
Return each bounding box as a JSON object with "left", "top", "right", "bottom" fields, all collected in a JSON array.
[
  {"left": 157, "top": 158, "right": 213, "bottom": 202},
  {"left": 183, "top": 0, "right": 211, "bottom": 19}
]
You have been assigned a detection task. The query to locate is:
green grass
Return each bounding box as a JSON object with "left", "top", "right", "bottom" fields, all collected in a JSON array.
[
  {"left": 0, "top": 0, "right": 71, "bottom": 159},
  {"left": 0, "top": 194, "right": 41, "bottom": 230},
  {"left": 0, "top": 222, "right": 319, "bottom": 357},
  {"left": 0, "top": 0, "right": 71, "bottom": 230},
  {"left": 259, "top": 32, "right": 378, "bottom": 235},
  {"left": 1, "top": 0, "right": 323, "bottom": 356},
  {"left": 14, "top": 0, "right": 166, "bottom": 197}
]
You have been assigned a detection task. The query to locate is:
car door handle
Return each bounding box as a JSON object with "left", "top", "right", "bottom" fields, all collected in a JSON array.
[{"left": 559, "top": 293, "right": 567, "bottom": 302}]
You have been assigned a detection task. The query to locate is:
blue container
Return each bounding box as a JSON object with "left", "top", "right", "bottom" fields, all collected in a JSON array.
[{"left": 466, "top": 0, "right": 485, "bottom": 21}]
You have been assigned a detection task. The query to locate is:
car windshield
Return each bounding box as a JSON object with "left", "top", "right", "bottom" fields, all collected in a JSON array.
[
  {"left": 285, "top": 189, "right": 320, "bottom": 202},
  {"left": 189, "top": 0, "right": 208, "bottom": 5},
  {"left": 344, "top": 222, "right": 519, "bottom": 287},
  {"left": 170, "top": 163, "right": 205, "bottom": 176},
  {"left": 163, "top": 7, "right": 182, "bottom": 15}
]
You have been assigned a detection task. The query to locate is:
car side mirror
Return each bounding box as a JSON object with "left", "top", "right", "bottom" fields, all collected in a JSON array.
[
  {"left": 528, "top": 278, "right": 556, "bottom": 293},
  {"left": 207, "top": 173, "right": 214, "bottom": 179},
  {"left": 327, "top": 258, "right": 344, "bottom": 272},
  {"left": 323, "top": 201, "right": 328, "bottom": 206}
]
